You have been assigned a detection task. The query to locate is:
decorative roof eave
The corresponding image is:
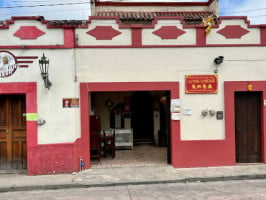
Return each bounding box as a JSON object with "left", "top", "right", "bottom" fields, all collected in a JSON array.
[
  {"left": 95, "top": 11, "right": 214, "bottom": 24},
  {"left": 0, "top": 16, "right": 86, "bottom": 28},
  {"left": 95, "top": 0, "right": 216, "bottom": 7}
]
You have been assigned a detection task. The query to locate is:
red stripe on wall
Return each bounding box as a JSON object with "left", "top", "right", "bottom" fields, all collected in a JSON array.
[
  {"left": 196, "top": 27, "right": 206, "bottom": 46},
  {"left": 17, "top": 61, "right": 33, "bottom": 63},
  {"left": 261, "top": 28, "right": 266, "bottom": 46},
  {"left": 16, "top": 56, "right": 38, "bottom": 59},
  {"left": 132, "top": 28, "right": 142, "bottom": 47}
]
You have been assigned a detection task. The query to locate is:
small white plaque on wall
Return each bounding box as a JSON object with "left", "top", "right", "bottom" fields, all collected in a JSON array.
[
  {"left": 183, "top": 107, "right": 192, "bottom": 116},
  {"left": 171, "top": 113, "right": 180, "bottom": 120},
  {"left": 264, "top": 100, "right": 266, "bottom": 106},
  {"left": 171, "top": 99, "right": 180, "bottom": 112}
]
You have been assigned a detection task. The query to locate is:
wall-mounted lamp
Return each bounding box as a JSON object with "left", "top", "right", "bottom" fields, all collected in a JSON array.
[
  {"left": 214, "top": 56, "right": 224, "bottom": 73},
  {"left": 39, "top": 53, "right": 52, "bottom": 89}
]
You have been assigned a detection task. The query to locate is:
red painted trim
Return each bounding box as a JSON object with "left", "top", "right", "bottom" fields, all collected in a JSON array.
[
  {"left": 217, "top": 25, "right": 250, "bottom": 39},
  {"left": 76, "top": 44, "right": 265, "bottom": 48},
  {"left": 1, "top": 43, "right": 265, "bottom": 49},
  {"left": 16, "top": 56, "right": 38, "bottom": 59},
  {"left": 217, "top": 16, "right": 262, "bottom": 28},
  {"left": 196, "top": 27, "right": 206, "bottom": 46},
  {"left": 87, "top": 26, "right": 121, "bottom": 40},
  {"left": 80, "top": 82, "right": 180, "bottom": 169},
  {"left": 1, "top": 16, "right": 265, "bottom": 49},
  {"left": 0, "top": 29, "right": 75, "bottom": 49},
  {"left": 261, "top": 28, "right": 266, "bottom": 45},
  {"left": 152, "top": 26, "right": 186, "bottom": 39},
  {"left": 13, "top": 26, "right": 45, "bottom": 40},
  {"left": 0, "top": 45, "right": 75, "bottom": 49},
  {"left": 19, "top": 65, "right": 29, "bottom": 68},
  {"left": 132, "top": 28, "right": 142, "bottom": 47},
  {"left": 224, "top": 81, "right": 266, "bottom": 164},
  {"left": 17, "top": 61, "right": 33, "bottom": 63},
  {"left": 64, "top": 29, "right": 75, "bottom": 48}
]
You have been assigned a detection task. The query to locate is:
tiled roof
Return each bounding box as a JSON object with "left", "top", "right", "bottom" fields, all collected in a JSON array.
[
  {"left": 96, "top": 11, "right": 214, "bottom": 22},
  {"left": 48, "top": 20, "right": 85, "bottom": 26}
]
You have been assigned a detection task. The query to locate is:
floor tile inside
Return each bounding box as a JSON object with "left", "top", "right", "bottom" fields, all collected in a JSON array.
[{"left": 91, "top": 144, "right": 168, "bottom": 168}]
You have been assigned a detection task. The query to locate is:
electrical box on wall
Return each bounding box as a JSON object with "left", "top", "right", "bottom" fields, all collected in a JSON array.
[{"left": 216, "top": 111, "right": 223, "bottom": 120}]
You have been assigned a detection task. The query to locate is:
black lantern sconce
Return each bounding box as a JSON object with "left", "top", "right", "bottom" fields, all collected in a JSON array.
[
  {"left": 214, "top": 56, "right": 224, "bottom": 73},
  {"left": 39, "top": 53, "right": 52, "bottom": 89}
]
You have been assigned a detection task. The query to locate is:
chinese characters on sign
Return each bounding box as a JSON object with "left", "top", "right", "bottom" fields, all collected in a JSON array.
[{"left": 185, "top": 75, "right": 218, "bottom": 94}]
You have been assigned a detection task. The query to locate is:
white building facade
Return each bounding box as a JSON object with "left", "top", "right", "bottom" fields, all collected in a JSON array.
[{"left": 0, "top": 0, "right": 266, "bottom": 175}]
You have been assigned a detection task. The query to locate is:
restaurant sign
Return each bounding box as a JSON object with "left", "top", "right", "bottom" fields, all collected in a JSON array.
[
  {"left": 0, "top": 51, "right": 19, "bottom": 78},
  {"left": 185, "top": 75, "right": 218, "bottom": 94}
]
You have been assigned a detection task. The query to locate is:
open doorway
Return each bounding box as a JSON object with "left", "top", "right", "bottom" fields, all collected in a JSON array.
[{"left": 89, "top": 91, "right": 171, "bottom": 168}]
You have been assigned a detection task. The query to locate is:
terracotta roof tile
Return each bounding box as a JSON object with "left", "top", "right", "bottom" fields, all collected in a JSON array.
[{"left": 96, "top": 11, "right": 214, "bottom": 23}]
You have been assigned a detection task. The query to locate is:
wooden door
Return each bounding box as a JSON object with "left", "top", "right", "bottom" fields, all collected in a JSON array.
[
  {"left": 0, "top": 95, "right": 27, "bottom": 171},
  {"left": 235, "top": 92, "right": 262, "bottom": 163}
]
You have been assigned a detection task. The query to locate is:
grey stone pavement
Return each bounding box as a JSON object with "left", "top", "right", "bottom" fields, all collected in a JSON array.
[{"left": 0, "top": 164, "right": 266, "bottom": 193}]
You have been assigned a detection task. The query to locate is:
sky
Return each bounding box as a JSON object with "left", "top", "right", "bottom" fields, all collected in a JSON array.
[{"left": 0, "top": 0, "right": 266, "bottom": 25}]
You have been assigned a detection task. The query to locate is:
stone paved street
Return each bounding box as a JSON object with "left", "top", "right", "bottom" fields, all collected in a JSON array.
[{"left": 1, "top": 179, "right": 266, "bottom": 200}]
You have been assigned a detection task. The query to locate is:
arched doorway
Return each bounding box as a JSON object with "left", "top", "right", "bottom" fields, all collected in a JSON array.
[{"left": 131, "top": 91, "right": 154, "bottom": 142}]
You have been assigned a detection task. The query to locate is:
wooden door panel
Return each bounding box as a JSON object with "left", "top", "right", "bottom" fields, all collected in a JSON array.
[
  {"left": 12, "top": 129, "right": 26, "bottom": 169},
  {"left": 235, "top": 92, "right": 261, "bottom": 163},
  {"left": 0, "top": 95, "right": 26, "bottom": 171},
  {"left": 22, "top": 141, "right": 27, "bottom": 169},
  {"left": 0, "top": 142, "right": 7, "bottom": 170}
]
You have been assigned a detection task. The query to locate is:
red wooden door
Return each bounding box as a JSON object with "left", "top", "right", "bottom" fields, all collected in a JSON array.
[
  {"left": 0, "top": 95, "right": 27, "bottom": 171},
  {"left": 235, "top": 92, "right": 262, "bottom": 163}
]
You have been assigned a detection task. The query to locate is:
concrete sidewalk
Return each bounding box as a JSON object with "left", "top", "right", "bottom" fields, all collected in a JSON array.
[{"left": 1, "top": 164, "right": 266, "bottom": 192}]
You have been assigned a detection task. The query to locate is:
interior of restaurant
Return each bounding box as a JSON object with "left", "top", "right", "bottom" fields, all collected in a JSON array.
[{"left": 89, "top": 91, "right": 171, "bottom": 168}]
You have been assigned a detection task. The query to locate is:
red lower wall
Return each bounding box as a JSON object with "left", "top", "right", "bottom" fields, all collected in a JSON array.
[
  {"left": 173, "top": 140, "right": 235, "bottom": 168},
  {"left": 27, "top": 138, "right": 89, "bottom": 175},
  {"left": 27, "top": 144, "right": 77, "bottom": 175}
]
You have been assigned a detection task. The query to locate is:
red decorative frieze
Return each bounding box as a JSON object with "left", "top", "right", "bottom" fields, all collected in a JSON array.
[
  {"left": 217, "top": 25, "right": 250, "bottom": 39},
  {"left": 153, "top": 26, "right": 186, "bottom": 39},
  {"left": 87, "top": 26, "right": 121, "bottom": 40},
  {"left": 13, "top": 26, "right": 45, "bottom": 39}
]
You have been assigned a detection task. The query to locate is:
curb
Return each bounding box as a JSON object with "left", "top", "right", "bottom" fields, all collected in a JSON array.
[{"left": 1, "top": 174, "right": 266, "bottom": 193}]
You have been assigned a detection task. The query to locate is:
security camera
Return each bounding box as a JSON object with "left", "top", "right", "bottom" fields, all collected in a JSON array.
[{"left": 214, "top": 56, "right": 224, "bottom": 65}]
